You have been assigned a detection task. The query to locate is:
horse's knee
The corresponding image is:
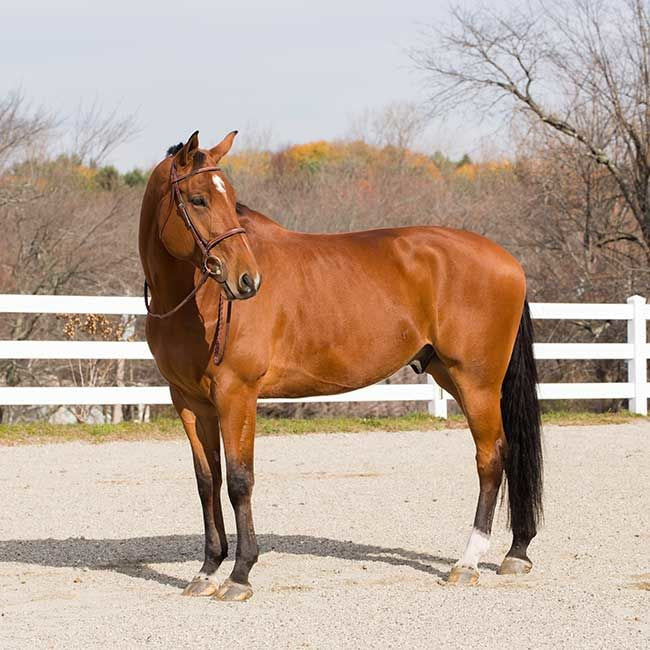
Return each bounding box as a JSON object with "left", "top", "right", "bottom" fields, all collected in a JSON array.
[{"left": 227, "top": 465, "right": 254, "bottom": 503}]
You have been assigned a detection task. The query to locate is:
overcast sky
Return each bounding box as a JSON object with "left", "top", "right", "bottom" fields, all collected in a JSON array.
[{"left": 1, "top": 0, "right": 509, "bottom": 170}]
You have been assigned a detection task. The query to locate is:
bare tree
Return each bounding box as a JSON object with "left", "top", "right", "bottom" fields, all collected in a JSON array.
[
  {"left": 0, "top": 90, "right": 55, "bottom": 170},
  {"left": 71, "top": 100, "right": 139, "bottom": 167},
  {"left": 348, "top": 101, "right": 428, "bottom": 151},
  {"left": 413, "top": 0, "right": 650, "bottom": 255},
  {"left": 512, "top": 118, "right": 647, "bottom": 298}
]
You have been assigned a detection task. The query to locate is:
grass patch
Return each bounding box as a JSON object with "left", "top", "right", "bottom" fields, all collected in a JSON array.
[
  {"left": 540, "top": 410, "right": 645, "bottom": 426},
  {"left": 0, "top": 413, "right": 463, "bottom": 445},
  {"left": 0, "top": 410, "right": 645, "bottom": 445},
  {"left": 256, "top": 412, "right": 468, "bottom": 436},
  {"left": 0, "top": 418, "right": 183, "bottom": 445}
]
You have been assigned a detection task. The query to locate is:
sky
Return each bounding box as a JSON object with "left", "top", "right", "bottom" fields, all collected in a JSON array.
[{"left": 0, "top": 0, "right": 510, "bottom": 170}]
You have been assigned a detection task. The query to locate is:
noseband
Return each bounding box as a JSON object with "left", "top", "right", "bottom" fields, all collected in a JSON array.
[{"left": 144, "top": 161, "right": 247, "bottom": 363}]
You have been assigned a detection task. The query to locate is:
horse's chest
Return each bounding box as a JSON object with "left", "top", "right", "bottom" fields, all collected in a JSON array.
[{"left": 146, "top": 322, "right": 213, "bottom": 395}]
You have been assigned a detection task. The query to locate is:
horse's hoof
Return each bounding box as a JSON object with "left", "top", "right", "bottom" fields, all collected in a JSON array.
[
  {"left": 497, "top": 556, "right": 532, "bottom": 575},
  {"left": 182, "top": 576, "right": 219, "bottom": 597},
  {"left": 214, "top": 578, "right": 253, "bottom": 602},
  {"left": 446, "top": 565, "right": 480, "bottom": 586}
]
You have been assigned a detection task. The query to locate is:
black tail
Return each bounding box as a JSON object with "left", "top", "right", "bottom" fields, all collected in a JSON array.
[{"left": 501, "top": 300, "right": 543, "bottom": 539}]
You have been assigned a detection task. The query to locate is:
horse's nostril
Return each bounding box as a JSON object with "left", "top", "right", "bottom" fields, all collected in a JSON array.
[{"left": 239, "top": 273, "right": 254, "bottom": 293}]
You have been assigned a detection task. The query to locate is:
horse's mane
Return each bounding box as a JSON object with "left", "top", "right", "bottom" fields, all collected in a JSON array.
[
  {"left": 166, "top": 142, "right": 184, "bottom": 156},
  {"left": 165, "top": 142, "right": 206, "bottom": 167}
]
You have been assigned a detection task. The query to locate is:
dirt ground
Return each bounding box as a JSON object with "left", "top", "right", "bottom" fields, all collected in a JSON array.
[{"left": 0, "top": 422, "right": 648, "bottom": 649}]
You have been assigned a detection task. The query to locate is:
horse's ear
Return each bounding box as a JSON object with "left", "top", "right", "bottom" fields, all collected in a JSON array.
[
  {"left": 210, "top": 130, "right": 238, "bottom": 163},
  {"left": 176, "top": 130, "right": 200, "bottom": 167}
]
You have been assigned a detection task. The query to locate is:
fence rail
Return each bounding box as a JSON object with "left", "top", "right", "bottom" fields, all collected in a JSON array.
[{"left": 0, "top": 294, "right": 647, "bottom": 417}]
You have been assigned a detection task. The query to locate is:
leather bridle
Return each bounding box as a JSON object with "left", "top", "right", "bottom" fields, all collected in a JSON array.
[
  {"left": 144, "top": 161, "right": 246, "bottom": 319},
  {"left": 144, "top": 160, "right": 247, "bottom": 363},
  {"left": 168, "top": 162, "right": 246, "bottom": 281}
]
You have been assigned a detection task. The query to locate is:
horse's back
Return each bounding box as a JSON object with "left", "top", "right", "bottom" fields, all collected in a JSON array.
[{"left": 239, "top": 207, "right": 523, "bottom": 284}]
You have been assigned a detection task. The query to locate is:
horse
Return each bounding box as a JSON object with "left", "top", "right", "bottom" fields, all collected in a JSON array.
[{"left": 139, "top": 130, "right": 543, "bottom": 601}]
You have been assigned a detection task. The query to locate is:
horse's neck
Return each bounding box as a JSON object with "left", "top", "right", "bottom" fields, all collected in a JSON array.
[
  {"left": 140, "top": 210, "right": 199, "bottom": 316},
  {"left": 237, "top": 204, "right": 285, "bottom": 234},
  {"left": 151, "top": 255, "right": 199, "bottom": 317}
]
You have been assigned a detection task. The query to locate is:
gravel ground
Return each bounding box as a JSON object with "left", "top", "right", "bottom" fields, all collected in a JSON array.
[{"left": 0, "top": 422, "right": 648, "bottom": 649}]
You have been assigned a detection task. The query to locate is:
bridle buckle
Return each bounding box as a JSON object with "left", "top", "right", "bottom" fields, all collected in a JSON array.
[{"left": 203, "top": 254, "right": 224, "bottom": 280}]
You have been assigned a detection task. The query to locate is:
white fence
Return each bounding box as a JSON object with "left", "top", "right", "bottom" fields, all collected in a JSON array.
[{"left": 0, "top": 294, "right": 647, "bottom": 417}]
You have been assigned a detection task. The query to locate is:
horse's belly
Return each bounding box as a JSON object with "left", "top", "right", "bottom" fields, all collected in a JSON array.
[{"left": 259, "top": 316, "right": 424, "bottom": 398}]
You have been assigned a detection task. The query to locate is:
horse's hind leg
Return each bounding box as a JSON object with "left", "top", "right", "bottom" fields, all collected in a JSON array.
[
  {"left": 445, "top": 379, "right": 506, "bottom": 586},
  {"left": 425, "top": 359, "right": 504, "bottom": 584},
  {"left": 425, "top": 356, "right": 462, "bottom": 409},
  {"left": 170, "top": 387, "right": 227, "bottom": 597}
]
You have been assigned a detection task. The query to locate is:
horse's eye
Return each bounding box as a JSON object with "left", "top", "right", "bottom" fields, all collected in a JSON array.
[{"left": 190, "top": 196, "right": 207, "bottom": 207}]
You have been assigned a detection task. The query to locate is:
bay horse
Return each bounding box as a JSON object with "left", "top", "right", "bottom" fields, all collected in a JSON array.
[{"left": 139, "top": 131, "right": 543, "bottom": 601}]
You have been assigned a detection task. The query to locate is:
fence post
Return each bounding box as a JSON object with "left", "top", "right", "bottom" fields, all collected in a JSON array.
[
  {"left": 427, "top": 375, "right": 447, "bottom": 419},
  {"left": 627, "top": 295, "right": 647, "bottom": 416}
]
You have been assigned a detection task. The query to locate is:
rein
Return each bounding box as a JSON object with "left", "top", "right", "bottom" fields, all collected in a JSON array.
[{"left": 144, "top": 160, "right": 245, "bottom": 364}]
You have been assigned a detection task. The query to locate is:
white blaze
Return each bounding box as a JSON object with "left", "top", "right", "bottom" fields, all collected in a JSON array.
[
  {"left": 212, "top": 174, "right": 227, "bottom": 194},
  {"left": 456, "top": 527, "right": 490, "bottom": 569}
]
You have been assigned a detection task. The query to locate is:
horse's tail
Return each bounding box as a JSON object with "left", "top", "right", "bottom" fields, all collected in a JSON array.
[{"left": 501, "top": 300, "right": 543, "bottom": 538}]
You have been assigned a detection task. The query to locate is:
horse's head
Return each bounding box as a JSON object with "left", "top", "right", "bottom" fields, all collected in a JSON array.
[{"left": 153, "top": 130, "right": 261, "bottom": 300}]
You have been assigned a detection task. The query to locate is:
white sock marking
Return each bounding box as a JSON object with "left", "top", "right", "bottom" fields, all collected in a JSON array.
[
  {"left": 457, "top": 527, "right": 490, "bottom": 569},
  {"left": 196, "top": 569, "right": 219, "bottom": 582}
]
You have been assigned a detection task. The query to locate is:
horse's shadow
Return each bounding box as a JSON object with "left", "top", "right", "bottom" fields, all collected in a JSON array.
[{"left": 0, "top": 534, "right": 499, "bottom": 589}]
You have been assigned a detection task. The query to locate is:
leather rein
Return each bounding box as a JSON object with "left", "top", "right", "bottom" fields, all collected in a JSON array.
[{"left": 144, "top": 160, "right": 246, "bottom": 364}]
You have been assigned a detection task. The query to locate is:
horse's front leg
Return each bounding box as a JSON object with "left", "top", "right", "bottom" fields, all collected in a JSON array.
[
  {"left": 214, "top": 379, "right": 259, "bottom": 601},
  {"left": 171, "top": 386, "right": 227, "bottom": 597}
]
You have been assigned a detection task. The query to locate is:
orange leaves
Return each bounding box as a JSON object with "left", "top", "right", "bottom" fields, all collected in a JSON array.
[
  {"left": 223, "top": 150, "right": 271, "bottom": 176},
  {"left": 222, "top": 138, "right": 515, "bottom": 189},
  {"left": 287, "top": 141, "right": 339, "bottom": 168},
  {"left": 270, "top": 140, "right": 342, "bottom": 174},
  {"left": 401, "top": 151, "right": 441, "bottom": 179},
  {"left": 454, "top": 159, "right": 511, "bottom": 181}
]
